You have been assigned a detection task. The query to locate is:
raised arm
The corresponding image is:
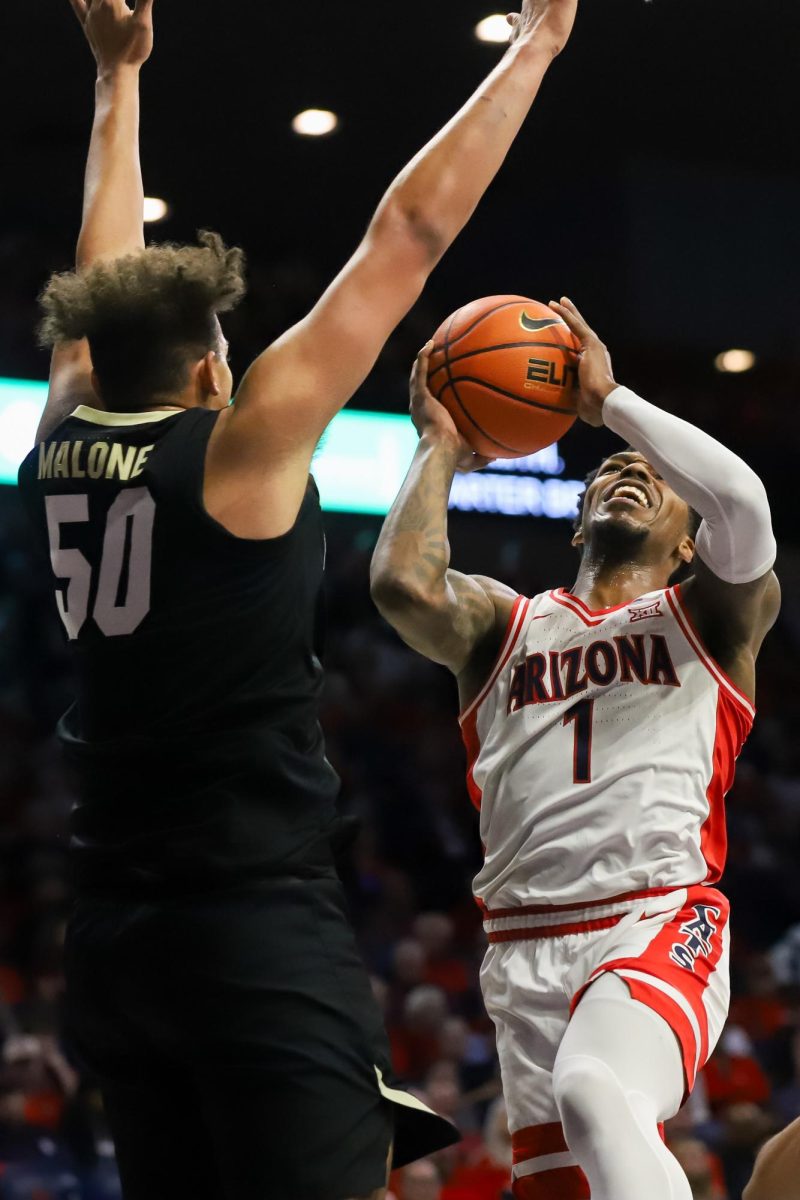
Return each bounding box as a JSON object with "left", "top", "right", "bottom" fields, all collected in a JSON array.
[
  {"left": 371, "top": 349, "right": 516, "bottom": 702},
  {"left": 38, "top": 0, "right": 155, "bottom": 442},
  {"left": 213, "top": 1, "right": 579, "bottom": 494},
  {"left": 552, "top": 297, "right": 780, "bottom": 699}
]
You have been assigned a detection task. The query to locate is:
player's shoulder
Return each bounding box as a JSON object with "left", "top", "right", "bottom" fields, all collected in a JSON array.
[{"left": 470, "top": 575, "right": 519, "bottom": 607}]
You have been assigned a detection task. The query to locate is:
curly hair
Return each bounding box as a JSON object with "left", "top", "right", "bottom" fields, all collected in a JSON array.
[
  {"left": 38, "top": 231, "right": 246, "bottom": 411},
  {"left": 573, "top": 448, "right": 701, "bottom": 583}
]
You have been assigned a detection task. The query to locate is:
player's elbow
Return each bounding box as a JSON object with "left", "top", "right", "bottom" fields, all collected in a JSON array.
[
  {"left": 369, "top": 197, "right": 447, "bottom": 268},
  {"left": 718, "top": 465, "right": 771, "bottom": 524},
  {"left": 370, "top": 570, "right": 438, "bottom": 622}
]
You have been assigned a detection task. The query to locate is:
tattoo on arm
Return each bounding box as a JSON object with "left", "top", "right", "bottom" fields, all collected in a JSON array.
[{"left": 372, "top": 438, "right": 496, "bottom": 667}]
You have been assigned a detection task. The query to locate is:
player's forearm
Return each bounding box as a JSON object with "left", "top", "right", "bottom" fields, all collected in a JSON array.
[
  {"left": 371, "top": 435, "right": 459, "bottom": 611},
  {"left": 604, "top": 386, "right": 776, "bottom": 584},
  {"left": 371, "top": 38, "right": 558, "bottom": 264},
  {"left": 76, "top": 66, "right": 145, "bottom": 271}
]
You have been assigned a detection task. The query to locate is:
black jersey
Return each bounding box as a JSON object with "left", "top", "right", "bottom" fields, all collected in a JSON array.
[{"left": 17, "top": 405, "right": 341, "bottom": 892}]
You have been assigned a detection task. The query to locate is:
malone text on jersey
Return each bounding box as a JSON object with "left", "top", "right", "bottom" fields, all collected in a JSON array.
[{"left": 38, "top": 438, "right": 154, "bottom": 482}]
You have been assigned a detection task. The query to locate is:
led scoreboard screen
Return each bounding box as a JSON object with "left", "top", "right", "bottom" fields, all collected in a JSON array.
[{"left": 0, "top": 378, "right": 585, "bottom": 520}]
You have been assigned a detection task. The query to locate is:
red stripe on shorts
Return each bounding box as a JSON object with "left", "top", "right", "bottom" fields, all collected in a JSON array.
[
  {"left": 512, "top": 1122, "right": 568, "bottom": 1164},
  {"left": 487, "top": 914, "right": 624, "bottom": 942},
  {"left": 483, "top": 886, "right": 677, "bottom": 920}
]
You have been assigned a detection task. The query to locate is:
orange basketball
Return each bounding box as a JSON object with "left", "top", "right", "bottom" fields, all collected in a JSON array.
[{"left": 427, "top": 295, "right": 581, "bottom": 459}]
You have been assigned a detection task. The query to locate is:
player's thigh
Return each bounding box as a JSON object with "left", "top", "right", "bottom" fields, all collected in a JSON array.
[
  {"left": 100, "top": 1074, "right": 223, "bottom": 1200},
  {"left": 556, "top": 971, "right": 685, "bottom": 1122}
]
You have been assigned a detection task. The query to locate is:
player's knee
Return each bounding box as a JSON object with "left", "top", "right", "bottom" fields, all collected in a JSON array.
[{"left": 553, "top": 1052, "right": 627, "bottom": 1140}]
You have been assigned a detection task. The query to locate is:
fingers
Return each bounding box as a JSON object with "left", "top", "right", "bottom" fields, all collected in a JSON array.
[
  {"left": 506, "top": 12, "right": 520, "bottom": 27},
  {"left": 411, "top": 341, "right": 434, "bottom": 393},
  {"left": 67, "top": 0, "right": 88, "bottom": 24},
  {"left": 549, "top": 296, "right": 596, "bottom": 344},
  {"left": 135, "top": 0, "right": 155, "bottom": 15}
]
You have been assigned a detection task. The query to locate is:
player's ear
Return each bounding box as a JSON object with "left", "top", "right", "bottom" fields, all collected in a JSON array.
[
  {"left": 677, "top": 534, "right": 695, "bottom": 567},
  {"left": 571, "top": 528, "right": 584, "bottom": 550},
  {"left": 198, "top": 350, "right": 221, "bottom": 398}
]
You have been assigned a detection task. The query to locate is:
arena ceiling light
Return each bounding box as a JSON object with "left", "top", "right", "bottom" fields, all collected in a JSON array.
[
  {"left": 714, "top": 349, "right": 756, "bottom": 374},
  {"left": 143, "top": 197, "right": 170, "bottom": 224},
  {"left": 292, "top": 109, "right": 339, "bottom": 137},
  {"left": 475, "top": 14, "right": 512, "bottom": 43}
]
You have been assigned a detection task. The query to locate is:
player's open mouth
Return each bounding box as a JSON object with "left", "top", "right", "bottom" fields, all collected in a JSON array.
[{"left": 604, "top": 482, "right": 652, "bottom": 509}]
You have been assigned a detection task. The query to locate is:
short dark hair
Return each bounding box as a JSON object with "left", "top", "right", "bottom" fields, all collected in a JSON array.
[
  {"left": 38, "top": 231, "right": 246, "bottom": 411},
  {"left": 573, "top": 449, "right": 701, "bottom": 582}
]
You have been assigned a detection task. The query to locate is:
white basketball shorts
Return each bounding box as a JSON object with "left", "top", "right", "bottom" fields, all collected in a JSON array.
[{"left": 480, "top": 885, "right": 730, "bottom": 1199}]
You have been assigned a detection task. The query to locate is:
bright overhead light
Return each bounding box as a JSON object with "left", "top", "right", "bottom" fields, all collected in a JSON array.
[
  {"left": 475, "top": 14, "right": 511, "bottom": 43},
  {"left": 714, "top": 349, "right": 756, "bottom": 374},
  {"left": 143, "top": 197, "right": 170, "bottom": 224},
  {"left": 292, "top": 109, "right": 339, "bottom": 137}
]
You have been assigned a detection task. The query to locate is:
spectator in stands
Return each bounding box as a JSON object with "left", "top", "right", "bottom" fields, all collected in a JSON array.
[
  {"left": 394, "top": 985, "right": 450, "bottom": 1082},
  {"left": 669, "top": 1137, "right": 727, "bottom": 1200},
  {"left": 730, "top": 953, "right": 790, "bottom": 1044},
  {"left": 715, "top": 1103, "right": 774, "bottom": 1200},
  {"left": 444, "top": 1096, "right": 512, "bottom": 1200},
  {"left": 704, "top": 1027, "right": 771, "bottom": 1112},
  {"left": 415, "top": 914, "right": 470, "bottom": 999},
  {"left": 771, "top": 1025, "right": 800, "bottom": 1126},
  {"left": 395, "top": 1157, "right": 442, "bottom": 1200}
]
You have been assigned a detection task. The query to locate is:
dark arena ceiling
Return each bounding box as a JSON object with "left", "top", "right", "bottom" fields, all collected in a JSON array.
[{"left": 3, "top": 0, "right": 799, "bottom": 438}]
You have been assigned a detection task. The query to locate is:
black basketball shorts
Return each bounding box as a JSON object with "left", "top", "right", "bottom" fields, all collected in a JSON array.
[{"left": 64, "top": 875, "right": 457, "bottom": 1200}]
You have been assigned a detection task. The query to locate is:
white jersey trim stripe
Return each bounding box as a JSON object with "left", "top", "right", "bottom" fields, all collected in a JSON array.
[
  {"left": 512, "top": 1150, "right": 578, "bottom": 1179},
  {"left": 460, "top": 595, "right": 529, "bottom": 722},
  {"left": 550, "top": 588, "right": 631, "bottom": 627},
  {"left": 71, "top": 405, "right": 185, "bottom": 427},
  {"left": 666, "top": 587, "right": 755, "bottom": 720}
]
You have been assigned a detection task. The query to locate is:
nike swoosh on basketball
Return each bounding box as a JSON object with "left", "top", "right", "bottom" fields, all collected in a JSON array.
[{"left": 519, "top": 313, "right": 562, "bottom": 333}]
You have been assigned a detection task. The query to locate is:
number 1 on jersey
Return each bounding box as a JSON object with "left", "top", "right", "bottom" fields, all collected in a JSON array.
[{"left": 563, "top": 698, "right": 594, "bottom": 784}]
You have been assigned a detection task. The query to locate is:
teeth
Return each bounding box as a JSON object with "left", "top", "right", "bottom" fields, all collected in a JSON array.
[{"left": 612, "top": 484, "right": 649, "bottom": 508}]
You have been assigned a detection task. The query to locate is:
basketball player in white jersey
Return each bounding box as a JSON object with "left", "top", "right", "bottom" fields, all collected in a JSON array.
[{"left": 371, "top": 297, "right": 780, "bottom": 1200}]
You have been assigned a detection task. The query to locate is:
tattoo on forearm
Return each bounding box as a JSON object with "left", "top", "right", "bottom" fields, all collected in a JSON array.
[
  {"left": 373, "top": 441, "right": 495, "bottom": 658},
  {"left": 377, "top": 445, "right": 454, "bottom": 590}
]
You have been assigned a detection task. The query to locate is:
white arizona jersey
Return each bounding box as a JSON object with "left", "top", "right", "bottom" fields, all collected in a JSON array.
[{"left": 460, "top": 585, "right": 753, "bottom": 909}]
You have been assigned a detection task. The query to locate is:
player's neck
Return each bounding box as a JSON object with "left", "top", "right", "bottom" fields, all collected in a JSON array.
[{"left": 571, "top": 557, "right": 673, "bottom": 610}]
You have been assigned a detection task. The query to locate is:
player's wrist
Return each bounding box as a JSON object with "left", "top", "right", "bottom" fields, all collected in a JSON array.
[
  {"left": 96, "top": 63, "right": 142, "bottom": 87},
  {"left": 506, "top": 35, "right": 561, "bottom": 70},
  {"left": 419, "top": 429, "right": 465, "bottom": 464},
  {"left": 591, "top": 377, "right": 619, "bottom": 407}
]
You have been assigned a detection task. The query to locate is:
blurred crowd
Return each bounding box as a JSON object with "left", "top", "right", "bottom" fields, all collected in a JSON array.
[{"left": 1, "top": 479, "right": 800, "bottom": 1200}]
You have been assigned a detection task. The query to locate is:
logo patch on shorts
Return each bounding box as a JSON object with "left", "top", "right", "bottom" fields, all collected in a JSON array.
[
  {"left": 669, "top": 904, "right": 721, "bottom": 971},
  {"left": 628, "top": 599, "right": 663, "bottom": 622}
]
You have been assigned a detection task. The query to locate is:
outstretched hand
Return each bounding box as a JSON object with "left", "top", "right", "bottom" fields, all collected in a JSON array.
[
  {"left": 548, "top": 297, "right": 618, "bottom": 427},
  {"left": 506, "top": 0, "right": 579, "bottom": 56},
  {"left": 68, "top": 0, "right": 155, "bottom": 72},
  {"left": 410, "top": 346, "right": 494, "bottom": 474}
]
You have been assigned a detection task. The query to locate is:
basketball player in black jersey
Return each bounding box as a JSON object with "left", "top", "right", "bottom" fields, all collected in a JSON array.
[{"left": 19, "top": 0, "right": 580, "bottom": 1196}]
